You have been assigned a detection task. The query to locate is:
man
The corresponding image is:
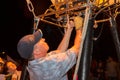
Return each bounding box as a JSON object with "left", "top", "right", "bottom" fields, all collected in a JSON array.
[
  {"left": 17, "top": 16, "right": 83, "bottom": 80},
  {"left": 6, "top": 61, "right": 21, "bottom": 80}
]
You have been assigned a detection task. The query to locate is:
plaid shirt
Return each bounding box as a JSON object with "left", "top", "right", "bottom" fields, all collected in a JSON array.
[{"left": 27, "top": 49, "right": 76, "bottom": 80}]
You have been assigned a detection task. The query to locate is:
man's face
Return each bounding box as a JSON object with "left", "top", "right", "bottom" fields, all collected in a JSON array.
[
  {"left": 7, "top": 62, "right": 17, "bottom": 72},
  {"left": 33, "top": 38, "right": 49, "bottom": 59}
]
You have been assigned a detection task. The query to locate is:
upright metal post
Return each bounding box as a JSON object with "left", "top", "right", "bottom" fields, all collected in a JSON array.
[
  {"left": 109, "top": 17, "right": 120, "bottom": 62},
  {"left": 73, "top": 0, "right": 93, "bottom": 79},
  {"left": 78, "top": 18, "right": 94, "bottom": 80},
  {"left": 20, "top": 60, "right": 29, "bottom": 80}
]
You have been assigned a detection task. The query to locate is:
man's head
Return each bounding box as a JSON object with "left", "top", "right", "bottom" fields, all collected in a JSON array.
[
  {"left": 17, "top": 29, "right": 43, "bottom": 59},
  {"left": 6, "top": 61, "right": 17, "bottom": 73}
]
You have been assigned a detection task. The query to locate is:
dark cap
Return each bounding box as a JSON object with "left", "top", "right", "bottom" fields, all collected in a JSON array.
[{"left": 17, "top": 29, "right": 43, "bottom": 59}]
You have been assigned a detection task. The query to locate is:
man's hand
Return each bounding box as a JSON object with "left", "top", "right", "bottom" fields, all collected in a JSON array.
[
  {"left": 74, "top": 16, "right": 83, "bottom": 30},
  {"left": 67, "top": 20, "right": 75, "bottom": 28},
  {"left": 65, "top": 20, "right": 74, "bottom": 33}
]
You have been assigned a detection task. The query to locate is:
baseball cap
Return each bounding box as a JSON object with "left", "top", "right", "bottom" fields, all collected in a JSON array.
[{"left": 17, "top": 29, "right": 43, "bottom": 59}]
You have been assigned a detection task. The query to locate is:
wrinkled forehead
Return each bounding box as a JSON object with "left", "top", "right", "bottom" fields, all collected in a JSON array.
[{"left": 34, "top": 39, "right": 44, "bottom": 47}]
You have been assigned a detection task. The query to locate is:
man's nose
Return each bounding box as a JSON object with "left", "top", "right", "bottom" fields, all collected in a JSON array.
[{"left": 41, "top": 38, "right": 45, "bottom": 42}]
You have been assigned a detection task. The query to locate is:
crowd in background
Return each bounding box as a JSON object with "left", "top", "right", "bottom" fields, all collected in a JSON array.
[
  {"left": 0, "top": 57, "right": 22, "bottom": 80},
  {"left": 89, "top": 56, "right": 120, "bottom": 80},
  {"left": 0, "top": 55, "right": 120, "bottom": 80}
]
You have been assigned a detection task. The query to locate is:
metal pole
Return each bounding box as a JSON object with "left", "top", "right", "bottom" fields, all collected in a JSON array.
[
  {"left": 20, "top": 60, "right": 29, "bottom": 80},
  {"left": 78, "top": 18, "right": 94, "bottom": 80},
  {"left": 109, "top": 17, "right": 120, "bottom": 62},
  {"left": 73, "top": 3, "right": 91, "bottom": 80}
]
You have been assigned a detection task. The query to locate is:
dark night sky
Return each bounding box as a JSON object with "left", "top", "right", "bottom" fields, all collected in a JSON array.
[
  {"left": 0, "top": 0, "right": 52, "bottom": 59},
  {"left": 0, "top": 0, "right": 120, "bottom": 61}
]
